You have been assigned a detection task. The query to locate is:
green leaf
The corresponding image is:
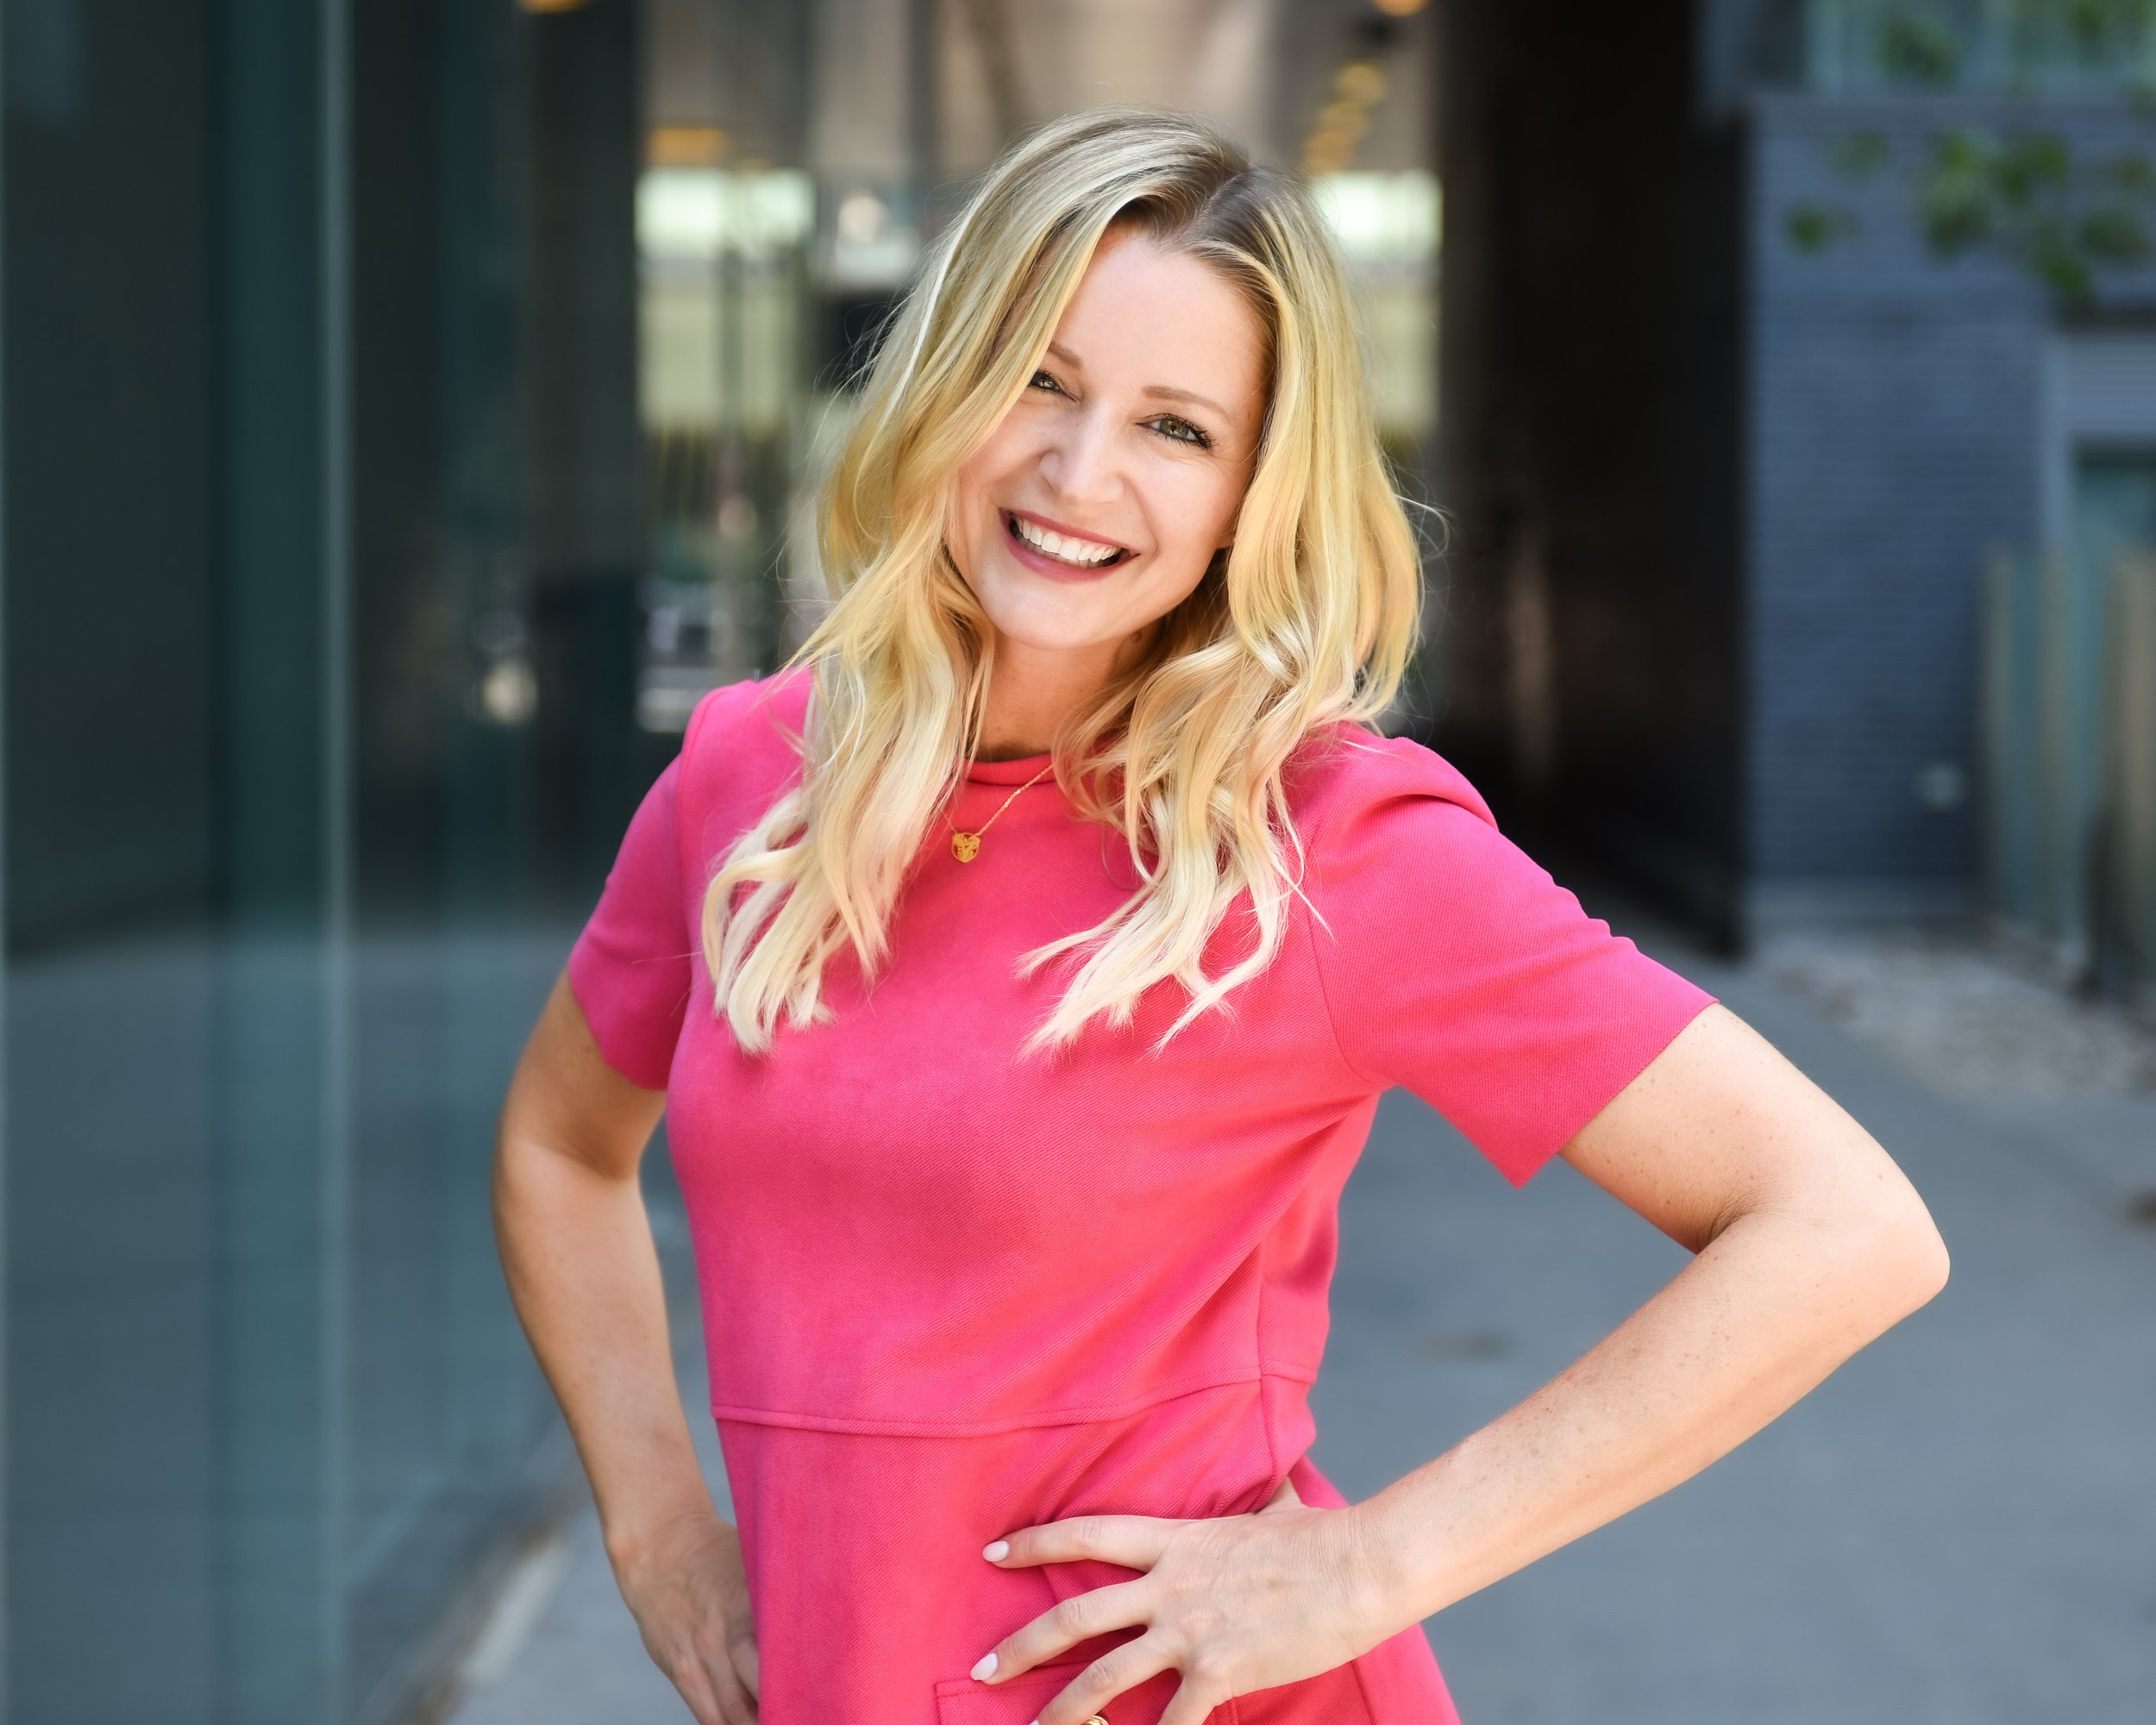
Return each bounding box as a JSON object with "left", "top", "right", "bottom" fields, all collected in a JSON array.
[
  {"left": 1879, "top": 11, "right": 1963, "bottom": 86},
  {"left": 1825, "top": 129, "right": 1895, "bottom": 179},
  {"left": 2018, "top": 210, "right": 2095, "bottom": 304},
  {"left": 2079, "top": 202, "right": 2153, "bottom": 260},
  {"left": 2066, "top": 0, "right": 2125, "bottom": 61},
  {"left": 2032, "top": 241, "right": 2095, "bottom": 303},
  {"left": 1930, "top": 128, "right": 1994, "bottom": 177},
  {"left": 1917, "top": 136, "right": 2000, "bottom": 253},
  {"left": 2096, "top": 147, "right": 2156, "bottom": 194},
  {"left": 1995, "top": 132, "right": 2071, "bottom": 206},
  {"left": 1785, "top": 200, "right": 1858, "bottom": 252}
]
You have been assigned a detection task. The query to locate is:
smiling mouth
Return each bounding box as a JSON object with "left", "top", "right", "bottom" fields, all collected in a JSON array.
[{"left": 1002, "top": 510, "right": 1132, "bottom": 570}]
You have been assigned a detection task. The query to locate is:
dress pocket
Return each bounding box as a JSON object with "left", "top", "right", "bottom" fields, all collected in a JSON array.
[
  {"left": 1227, "top": 1660, "right": 1380, "bottom": 1725},
  {"left": 933, "top": 1658, "right": 1189, "bottom": 1725},
  {"left": 931, "top": 1658, "right": 1382, "bottom": 1724}
]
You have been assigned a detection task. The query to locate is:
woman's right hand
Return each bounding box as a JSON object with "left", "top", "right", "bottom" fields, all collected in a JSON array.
[{"left": 613, "top": 1507, "right": 761, "bottom": 1724}]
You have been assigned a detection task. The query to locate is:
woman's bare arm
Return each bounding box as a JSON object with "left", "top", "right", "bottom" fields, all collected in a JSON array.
[
  {"left": 956, "top": 999, "right": 1950, "bottom": 1723},
  {"left": 493, "top": 972, "right": 761, "bottom": 1724},
  {"left": 1346, "top": 1000, "right": 1952, "bottom": 1623},
  {"left": 492, "top": 969, "right": 714, "bottom": 1563}
]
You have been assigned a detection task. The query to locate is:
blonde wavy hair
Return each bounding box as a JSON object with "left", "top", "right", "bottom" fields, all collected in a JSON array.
[{"left": 701, "top": 105, "right": 1426, "bottom": 1057}]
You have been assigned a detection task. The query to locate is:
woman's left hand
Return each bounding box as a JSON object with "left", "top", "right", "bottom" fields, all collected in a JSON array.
[{"left": 968, "top": 1474, "right": 1401, "bottom": 1725}]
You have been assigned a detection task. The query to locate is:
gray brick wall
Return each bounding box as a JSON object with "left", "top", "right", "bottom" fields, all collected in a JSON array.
[{"left": 1742, "top": 93, "right": 2156, "bottom": 930}]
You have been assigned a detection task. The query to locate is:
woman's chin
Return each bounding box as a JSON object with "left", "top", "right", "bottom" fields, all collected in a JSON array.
[
  {"left": 974, "top": 571, "right": 1204, "bottom": 661},
  {"left": 973, "top": 584, "right": 1129, "bottom": 660}
]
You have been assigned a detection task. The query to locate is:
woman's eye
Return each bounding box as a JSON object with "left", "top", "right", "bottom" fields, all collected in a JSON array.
[
  {"left": 1027, "top": 369, "right": 1064, "bottom": 394},
  {"left": 1153, "top": 417, "right": 1211, "bottom": 449}
]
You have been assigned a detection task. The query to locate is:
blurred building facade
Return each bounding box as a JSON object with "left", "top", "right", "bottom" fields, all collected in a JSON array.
[
  {"left": 1433, "top": 0, "right": 2156, "bottom": 994},
  {"left": 0, "top": 1, "right": 1439, "bottom": 1721}
]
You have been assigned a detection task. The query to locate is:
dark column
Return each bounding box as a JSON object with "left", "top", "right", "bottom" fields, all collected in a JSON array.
[
  {"left": 524, "top": 0, "right": 655, "bottom": 894},
  {"left": 1433, "top": 0, "right": 1748, "bottom": 945}
]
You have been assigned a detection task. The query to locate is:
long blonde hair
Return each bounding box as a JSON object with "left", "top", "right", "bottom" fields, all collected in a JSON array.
[{"left": 701, "top": 105, "right": 1424, "bottom": 1057}]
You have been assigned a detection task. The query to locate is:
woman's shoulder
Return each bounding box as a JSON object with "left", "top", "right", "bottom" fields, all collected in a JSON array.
[
  {"left": 682, "top": 663, "right": 811, "bottom": 757},
  {"left": 1283, "top": 718, "right": 1501, "bottom": 844},
  {"left": 675, "top": 665, "right": 814, "bottom": 843}
]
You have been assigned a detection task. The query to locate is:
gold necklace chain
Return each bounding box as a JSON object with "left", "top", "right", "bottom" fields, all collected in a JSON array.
[{"left": 943, "top": 760, "right": 1055, "bottom": 862}]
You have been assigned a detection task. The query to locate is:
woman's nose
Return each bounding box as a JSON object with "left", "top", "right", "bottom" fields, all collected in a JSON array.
[{"left": 1040, "top": 407, "right": 1122, "bottom": 505}]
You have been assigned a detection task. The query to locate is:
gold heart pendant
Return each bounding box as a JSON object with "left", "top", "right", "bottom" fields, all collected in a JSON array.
[{"left": 950, "top": 831, "right": 981, "bottom": 862}]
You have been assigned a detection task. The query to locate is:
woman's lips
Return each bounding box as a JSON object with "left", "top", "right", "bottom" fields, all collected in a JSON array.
[{"left": 1000, "top": 510, "right": 1132, "bottom": 583}]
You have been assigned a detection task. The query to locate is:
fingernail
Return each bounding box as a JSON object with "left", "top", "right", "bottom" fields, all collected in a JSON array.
[
  {"left": 982, "top": 1539, "right": 1009, "bottom": 1560},
  {"left": 970, "top": 1651, "right": 998, "bottom": 1681}
]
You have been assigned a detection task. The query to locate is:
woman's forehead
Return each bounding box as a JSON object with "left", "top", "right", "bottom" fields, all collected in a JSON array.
[{"left": 1046, "top": 233, "right": 1267, "bottom": 414}]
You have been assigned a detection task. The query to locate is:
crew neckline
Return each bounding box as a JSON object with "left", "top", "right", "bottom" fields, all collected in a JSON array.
[{"left": 964, "top": 751, "right": 1056, "bottom": 785}]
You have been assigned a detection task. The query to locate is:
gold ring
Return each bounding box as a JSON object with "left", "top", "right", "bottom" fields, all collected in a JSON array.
[{"left": 1083, "top": 1717, "right": 1109, "bottom": 1725}]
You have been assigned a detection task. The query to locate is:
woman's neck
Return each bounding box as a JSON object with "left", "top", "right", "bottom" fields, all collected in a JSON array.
[{"left": 975, "top": 630, "right": 1142, "bottom": 761}]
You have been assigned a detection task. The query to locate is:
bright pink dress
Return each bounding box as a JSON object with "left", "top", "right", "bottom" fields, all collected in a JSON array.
[{"left": 567, "top": 668, "right": 1717, "bottom": 1725}]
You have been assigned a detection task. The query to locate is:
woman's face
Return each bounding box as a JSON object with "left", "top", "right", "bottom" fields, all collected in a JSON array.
[{"left": 944, "top": 225, "right": 1269, "bottom": 678}]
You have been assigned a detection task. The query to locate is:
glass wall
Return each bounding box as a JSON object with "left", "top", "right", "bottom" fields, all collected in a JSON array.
[{"left": 3, "top": 2, "right": 663, "bottom": 1720}]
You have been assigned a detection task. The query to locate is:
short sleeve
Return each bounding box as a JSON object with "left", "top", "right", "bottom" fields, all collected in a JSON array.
[
  {"left": 565, "top": 742, "right": 698, "bottom": 1092},
  {"left": 1306, "top": 735, "right": 1718, "bottom": 1188}
]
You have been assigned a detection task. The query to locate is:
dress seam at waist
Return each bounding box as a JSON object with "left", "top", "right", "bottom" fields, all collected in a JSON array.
[{"left": 708, "top": 1359, "right": 1323, "bottom": 1437}]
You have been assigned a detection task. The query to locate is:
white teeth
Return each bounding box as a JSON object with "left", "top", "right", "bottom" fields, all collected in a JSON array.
[{"left": 1010, "top": 513, "right": 1122, "bottom": 567}]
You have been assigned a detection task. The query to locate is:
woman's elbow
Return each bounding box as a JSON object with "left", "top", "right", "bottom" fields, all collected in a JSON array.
[
  {"left": 1756, "top": 1162, "right": 1952, "bottom": 1334},
  {"left": 1856, "top": 1189, "right": 1952, "bottom": 1321}
]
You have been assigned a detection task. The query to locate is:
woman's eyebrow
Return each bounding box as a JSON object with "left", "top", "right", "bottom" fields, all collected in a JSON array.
[
  {"left": 1044, "top": 341, "right": 1229, "bottom": 419},
  {"left": 1144, "top": 383, "right": 1230, "bottom": 418}
]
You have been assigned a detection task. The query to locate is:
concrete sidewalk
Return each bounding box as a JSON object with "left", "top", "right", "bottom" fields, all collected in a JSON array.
[{"left": 444, "top": 898, "right": 2156, "bottom": 1724}]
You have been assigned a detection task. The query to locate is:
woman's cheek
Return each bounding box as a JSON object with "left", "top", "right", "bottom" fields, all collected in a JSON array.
[{"left": 1175, "top": 476, "right": 1234, "bottom": 558}]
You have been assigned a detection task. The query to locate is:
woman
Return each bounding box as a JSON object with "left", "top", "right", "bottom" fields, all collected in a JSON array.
[{"left": 492, "top": 107, "right": 1949, "bottom": 1725}]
